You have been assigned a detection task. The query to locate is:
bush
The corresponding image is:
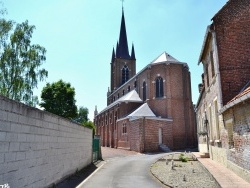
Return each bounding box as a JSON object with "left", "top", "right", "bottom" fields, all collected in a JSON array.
[{"left": 179, "top": 153, "right": 188, "bottom": 162}]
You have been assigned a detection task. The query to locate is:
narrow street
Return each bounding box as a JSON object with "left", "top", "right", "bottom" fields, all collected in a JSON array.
[{"left": 78, "top": 147, "right": 167, "bottom": 188}]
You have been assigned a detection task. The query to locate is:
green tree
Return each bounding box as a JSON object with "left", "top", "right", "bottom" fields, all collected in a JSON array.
[
  {"left": 75, "top": 106, "right": 89, "bottom": 124},
  {"left": 74, "top": 107, "right": 95, "bottom": 136},
  {"left": 40, "top": 80, "right": 78, "bottom": 119},
  {"left": 84, "top": 120, "right": 95, "bottom": 137},
  {"left": 0, "top": 18, "right": 48, "bottom": 106}
]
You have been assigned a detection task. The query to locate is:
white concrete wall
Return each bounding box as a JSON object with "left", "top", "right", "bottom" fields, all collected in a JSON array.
[{"left": 0, "top": 95, "right": 92, "bottom": 188}]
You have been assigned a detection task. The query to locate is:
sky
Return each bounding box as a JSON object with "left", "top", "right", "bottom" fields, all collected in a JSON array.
[{"left": 1, "top": 0, "right": 228, "bottom": 121}]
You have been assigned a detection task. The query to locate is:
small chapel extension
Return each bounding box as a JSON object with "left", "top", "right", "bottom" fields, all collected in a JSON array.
[{"left": 94, "top": 8, "right": 197, "bottom": 152}]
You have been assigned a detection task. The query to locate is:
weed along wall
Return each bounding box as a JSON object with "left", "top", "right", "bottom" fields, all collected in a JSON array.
[{"left": 0, "top": 95, "right": 92, "bottom": 188}]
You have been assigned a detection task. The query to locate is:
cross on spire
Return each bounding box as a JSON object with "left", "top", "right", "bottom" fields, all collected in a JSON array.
[{"left": 121, "top": 0, "right": 124, "bottom": 9}]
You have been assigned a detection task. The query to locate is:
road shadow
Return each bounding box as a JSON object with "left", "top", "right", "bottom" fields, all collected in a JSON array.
[{"left": 55, "top": 161, "right": 103, "bottom": 188}]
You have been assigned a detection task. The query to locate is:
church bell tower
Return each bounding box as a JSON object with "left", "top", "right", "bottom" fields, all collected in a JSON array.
[{"left": 110, "top": 8, "right": 136, "bottom": 94}]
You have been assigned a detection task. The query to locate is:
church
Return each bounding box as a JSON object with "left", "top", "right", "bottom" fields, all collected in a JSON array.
[{"left": 94, "top": 9, "right": 197, "bottom": 152}]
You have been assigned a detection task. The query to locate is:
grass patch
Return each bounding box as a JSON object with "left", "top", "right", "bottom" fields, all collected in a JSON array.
[{"left": 179, "top": 153, "right": 188, "bottom": 162}]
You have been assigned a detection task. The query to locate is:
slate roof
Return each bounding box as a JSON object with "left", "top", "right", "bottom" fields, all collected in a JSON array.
[
  {"left": 128, "top": 103, "right": 156, "bottom": 117},
  {"left": 151, "top": 52, "right": 179, "bottom": 64},
  {"left": 131, "top": 43, "right": 136, "bottom": 60},
  {"left": 98, "top": 90, "right": 143, "bottom": 115},
  {"left": 116, "top": 9, "right": 130, "bottom": 59},
  {"left": 119, "top": 89, "right": 143, "bottom": 103}
]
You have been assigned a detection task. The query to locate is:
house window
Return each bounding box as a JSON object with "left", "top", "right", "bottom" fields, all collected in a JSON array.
[
  {"left": 210, "top": 51, "right": 215, "bottom": 78},
  {"left": 122, "top": 65, "right": 129, "bottom": 84},
  {"left": 143, "top": 81, "right": 146, "bottom": 101},
  {"left": 214, "top": 100, "right": 220, "bottom": 139},
  {"left": 156, "top": 76, "right": 164, "bottom": 98},
  {"left": 208, "top": 106, "right": 213, "bottom": 139},
  {"left": 206, "top": 64, "right": 209, "bottom": 87}
]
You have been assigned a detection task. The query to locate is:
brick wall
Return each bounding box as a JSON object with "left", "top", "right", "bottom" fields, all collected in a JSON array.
[
  {"left": 129, "top": 118, "right": 173, "bottom": 152},
  {"left": 0, "top": 95, "right": 92, "bottom": 188},
  {"left": 129, "top": 118, "right": 143, "bottom": 152},
  {"left": 118, "top": 103, "right": 141, "bottom": 118},
  {"left": 144, "top": 119, "right": 173, "bottom": 152},
  {"left": 117, "top": 119, "right": 130, "bottom": 148},
  {"left": 98, "top": 61, "right": 196, "bottom": 151},
  {"left": 111, "top": 58, "right": 136, "bottom": 94},
  {"left": 223, "top": 99, "right": 250, "bottom": 171},
  {"left": 213, "top": 0, "right": 250, "bottom": 105}
]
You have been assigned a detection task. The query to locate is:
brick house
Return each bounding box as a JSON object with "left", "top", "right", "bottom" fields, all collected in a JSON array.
[
  {"left": 94, "top": 9, "right": 197, "bottom": 152},
  {"left": 196, "top": 0, "right": 250, "bottom": 182}
]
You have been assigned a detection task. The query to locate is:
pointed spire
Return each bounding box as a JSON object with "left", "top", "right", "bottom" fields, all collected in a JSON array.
[
  {"left": 116, "top": 41, "right": 119, "bottom": 58},
  {"left": 118, "top": 9, "right": 130, "bottom": 59},
  {"left": 94, "top": 105, "right": 98, "bottom": 117},
  {"left": 111, "top": 47, "right": 115, "bottom": 62},
  {"left": 131, "top": 43, "right": 136, "bottom": 60}
]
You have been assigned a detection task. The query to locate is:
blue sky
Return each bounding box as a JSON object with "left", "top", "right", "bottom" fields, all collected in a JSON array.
[{"left": 2, "top": 0, "right": 227, "bottom": 120}]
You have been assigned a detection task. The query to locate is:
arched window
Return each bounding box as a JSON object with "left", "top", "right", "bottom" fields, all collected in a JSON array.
[
  {"left": 122, "top": 65, "right": 129, "bottom": 84},
  {"left": 156, "top": 77, "right": 164, "bottom": 98},
  {"left": 122, "top": 89, "right": 125, "bottom": 96},
  {"left": 134, "top": 81, "right": 137, "bottom": 88},
  {"left": 105, "top": 114, "right": 108, "bottom": 125},
  {"left": 114, "top": 111, "right": 117, "bottom": 130},
  {"left": 143, "top": 81, "right": 146, "bottom": 101},
  {"left": 113, "top": 96, "right": 115, "bottom": 102},
  {"left": 110, "top": 113, "right": 113, "bottom": 124},
  {"left": 128, "top": 85, "right": 130, "bottom": 92},
  {"left": 117, "top": 93, "right": 120, "bottom": 99}
]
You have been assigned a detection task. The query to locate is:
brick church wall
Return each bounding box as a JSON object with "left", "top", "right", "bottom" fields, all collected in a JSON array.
[
  {"left": 144, "top": 119, "right": 173, "bottom": 152},
  {"left": 117, "top": 119, "right": 130, "bottom": 148},
  {"left": 129, "top": 118, "right": 144, "bottom": 152},
  {"left": 118, "top": 103, "right": 142, "bottom": 118},
  {"left": 146, "top": 63, "right": 196, "bottom": 149},
  {"left": 96, "top": 60, "right": 196, "bottom": 151},
  {"left": 213, "top": 0, "right": 250, "bottom": 105}
]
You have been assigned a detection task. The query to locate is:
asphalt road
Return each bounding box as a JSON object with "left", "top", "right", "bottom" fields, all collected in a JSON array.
[{"left": 78, "top": 153, "right": 167, "bottom": 188}]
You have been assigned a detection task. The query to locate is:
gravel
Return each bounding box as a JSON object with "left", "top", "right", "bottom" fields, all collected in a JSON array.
[{"left": 150, "top": 152, "right": 221, "bottom": 188}]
